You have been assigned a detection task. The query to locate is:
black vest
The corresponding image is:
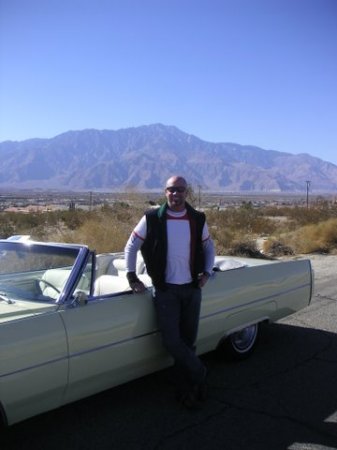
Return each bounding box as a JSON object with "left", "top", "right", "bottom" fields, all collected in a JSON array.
[{"left": 140, "top": 202, "right": 206, "bottom": 289}]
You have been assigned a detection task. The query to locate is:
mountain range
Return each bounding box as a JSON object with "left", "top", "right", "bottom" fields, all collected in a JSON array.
[{"left": 0, "top": 123, "right": 336, "bottom": 193}]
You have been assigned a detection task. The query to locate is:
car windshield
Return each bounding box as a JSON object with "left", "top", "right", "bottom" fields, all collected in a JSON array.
[{"left": 0, "top": 241, "right": 82, "bottom": 303}]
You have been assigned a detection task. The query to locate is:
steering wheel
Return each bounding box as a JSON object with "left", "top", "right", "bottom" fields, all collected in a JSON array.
[{"left": 39, "top": 279, "right": 61, "bottom": 294}]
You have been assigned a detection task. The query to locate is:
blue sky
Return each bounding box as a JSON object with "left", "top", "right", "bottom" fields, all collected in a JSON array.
[{"left": 1, "top": 0, "right": 337, "bottom": 164}]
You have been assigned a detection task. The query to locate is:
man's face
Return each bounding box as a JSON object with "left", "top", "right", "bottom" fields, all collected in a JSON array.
[{"left": 165, "top": 178, "right": 187, "bottom": 211}]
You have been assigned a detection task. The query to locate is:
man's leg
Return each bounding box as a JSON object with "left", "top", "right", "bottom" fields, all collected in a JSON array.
[
  {"left": 180, "top": 285, "right": 202, "bottom": 350},
  {"left": 180, "top": 285, "right": 208, "bottom": 401},
  {"left": 153, "top": 285, "right": 206, "bottom": 400}
]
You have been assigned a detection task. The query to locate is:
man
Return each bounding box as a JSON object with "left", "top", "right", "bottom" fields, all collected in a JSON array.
[{"left": 124, "top": 175, "right": 215, "bottom": 408}]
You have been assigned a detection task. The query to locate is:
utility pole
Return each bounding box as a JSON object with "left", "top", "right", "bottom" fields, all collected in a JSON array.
[
  {"left": 306, "top": 180, "right": 311, "bottom": 209},
  {"left": 89, "top": 191, "right": 93, "bottom": 211}
]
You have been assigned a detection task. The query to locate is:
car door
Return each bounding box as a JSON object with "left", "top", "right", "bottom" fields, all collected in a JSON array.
[
  {"left": 60, "top": 289, "right": 170, "bottom": 405},
  {"left": 0, "top": 308, "right": 68, "bottom": 425}
]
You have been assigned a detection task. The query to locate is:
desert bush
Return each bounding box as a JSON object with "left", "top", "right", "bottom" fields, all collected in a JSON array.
[
  {"left": 2, "top": 211, "right": 45, "bottom": 233},
  {"left": 3, "top": 194, "right": 337, "bottom": 256},
  {"left": 207, "top": 206, "right": 277, "bottom": 239},
  {"left": 263, "top": 239, "right": 295, "bottom": 257},
  {"left": 53, "top": 204, "right": 145, "bottom": 253},
  {"left": 0, "top": 212, "right": 54, "bottom": 239},
  {"left": 0, "top": 217, "right": 16, "bottom": 238},
  {"left": 57, "top": 209, "right": 88, "bottom": 230},
  {"left": 228, "top": 240, "right": 267, "bottom": 258},
  {"left": 263, "top": 203, "right": 337, "bottom": 226},
  {"left": 59, "top": 216, "right": 129, "bottom": 253},
  {"left": 209, "top": 226, "right": 235, "bottom": 254},
  {"left": 286, "top": 206, "right": 331, "bottom": 226},
  {"left": 287, "top": 218, "right": 337, "bottom": 254}
]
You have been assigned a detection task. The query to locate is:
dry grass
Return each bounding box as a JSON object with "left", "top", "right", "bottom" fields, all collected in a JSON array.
[
  {"left": 286, "top": 218, "right": 337, "bottom": 254},
  {"left": 59, "top": 218, "right": 129, "bottom": 253},
  {"left": 2, "top": 197, "right": 337, "bottom": 256}
]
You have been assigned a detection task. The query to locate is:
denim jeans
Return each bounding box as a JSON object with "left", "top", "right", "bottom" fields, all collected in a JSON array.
[{"left": 153, "top": 283, "right": 206, "bottom": 389}]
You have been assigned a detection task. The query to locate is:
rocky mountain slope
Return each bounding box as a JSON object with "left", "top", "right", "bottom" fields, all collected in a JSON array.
[{"left": 0, "top": 124, "right": 336, "bottom": 192}]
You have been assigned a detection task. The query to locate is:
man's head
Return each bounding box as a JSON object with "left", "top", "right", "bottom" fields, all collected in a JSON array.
[{"left": 165, "top": 176, "right": 188, "bottom": 211}]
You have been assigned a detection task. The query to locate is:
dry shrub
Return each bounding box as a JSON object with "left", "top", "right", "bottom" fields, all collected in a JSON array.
[
  {"left": 8, "top": 196, "right": 337, "bottom": 257},
  {"left": 286, "top": 206, "right": 331, "bottom": 226},
  {"left": 207, "top": 208, "right": 278, "bottom": 256},
  {"left": 289, "top": 218, "right": 337, "bottom": 254},
  {"left": 209, "top": 226, "right": 235, "bottom": 254},
  {"left": 45, "top": 203, "right": 146, "bottom": 252},
  {"left": 49, "top": 205, "right": 142, "bottom": 252},
  {"left": 263, "top": 239, "right": 295, "bottom": 257},
  {"left": 59, "top": 216, "right": 130, "bottom": 253},
  {"left": 228, "top": 240, "right": 267, "bottom": 259},
  {"left": 207, "top": 208, "right": 276, "bottom": 238}
]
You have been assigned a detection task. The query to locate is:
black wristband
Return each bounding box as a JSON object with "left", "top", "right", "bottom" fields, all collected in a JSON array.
[{"left": 126, "top": 272, "right": 141, "bottom": 284}]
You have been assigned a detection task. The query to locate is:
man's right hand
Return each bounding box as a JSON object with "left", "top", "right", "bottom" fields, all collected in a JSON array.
[{"left": 130, "top": 281, "right": 146, "bottom": 293}]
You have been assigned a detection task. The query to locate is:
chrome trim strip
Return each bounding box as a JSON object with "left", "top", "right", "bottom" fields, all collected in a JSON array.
[
  {"left": 0, "top": 355, "right": 67, "bottom": 379},
  {"left": 68, "top": 331, "right": 159, "bottom": 360}
]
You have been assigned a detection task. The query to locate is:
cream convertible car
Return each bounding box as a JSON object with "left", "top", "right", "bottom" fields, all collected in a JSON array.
[{"left": 0, "top": 239, "right": 313, "bottom": 426}]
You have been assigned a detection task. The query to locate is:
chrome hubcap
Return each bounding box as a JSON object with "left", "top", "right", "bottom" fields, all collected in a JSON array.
[{"left": 230, "top": 324, "right": 257, "bottom": 353}]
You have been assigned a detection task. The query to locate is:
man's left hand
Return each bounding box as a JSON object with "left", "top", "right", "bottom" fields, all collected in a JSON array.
[{"left": 198, "top": 272, "right": 210, "bottom": 288}]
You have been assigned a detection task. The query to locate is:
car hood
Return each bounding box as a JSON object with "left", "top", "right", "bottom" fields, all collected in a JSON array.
[{"left": 0, "top": 301, "right": 58, "bottom": 323}]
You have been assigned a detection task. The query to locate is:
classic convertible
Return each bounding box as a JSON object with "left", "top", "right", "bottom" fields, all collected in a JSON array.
[{"left": 0, "top": 238, "right": 313, "bottom": 426}]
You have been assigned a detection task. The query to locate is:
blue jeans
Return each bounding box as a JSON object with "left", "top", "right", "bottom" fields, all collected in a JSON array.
[{"left": 153, "top": 283, "right": 206, "bottom": 389}]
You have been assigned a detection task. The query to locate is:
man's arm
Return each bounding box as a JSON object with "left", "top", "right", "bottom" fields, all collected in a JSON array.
[
  {"left": 199, "top": 223, "right": 215, "bottom": 288},
  {"left": 124, "top": 217, "right": 147, "bottom": 293},
  {"left": 203, "top": 237, "right": 215, "bottom": 275}
]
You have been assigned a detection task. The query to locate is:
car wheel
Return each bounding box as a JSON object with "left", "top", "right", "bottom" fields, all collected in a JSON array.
[{"left": 219, "top": 323, "right": 260, "bottom": 360}]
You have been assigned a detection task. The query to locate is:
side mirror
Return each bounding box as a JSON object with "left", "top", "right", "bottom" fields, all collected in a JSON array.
[{"left": 71, "top": 290, "right": 88, "bottom": 307}]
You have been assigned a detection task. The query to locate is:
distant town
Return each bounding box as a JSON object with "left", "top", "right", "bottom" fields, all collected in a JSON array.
[{"left": 1, "top": 190, "right": 336, "bottom": 214}]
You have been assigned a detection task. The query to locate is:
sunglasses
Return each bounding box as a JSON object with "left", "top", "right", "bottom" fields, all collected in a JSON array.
[{"left": 166, "top": 186, "right": 186, "bottom": 193}]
